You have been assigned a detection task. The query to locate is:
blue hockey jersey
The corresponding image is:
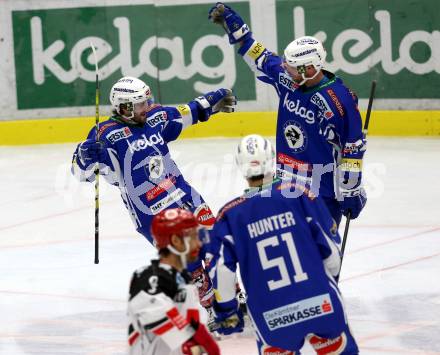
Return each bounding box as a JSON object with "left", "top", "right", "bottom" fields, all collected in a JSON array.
[
  {"left": 239, "top": 39, "right": 366, "bottom": 199},
  {"left": 211, "top": 180, "right": 350, "bottom": 350},
  {"left": 71, "top": 102, "right": 214, "bottom": 243}
]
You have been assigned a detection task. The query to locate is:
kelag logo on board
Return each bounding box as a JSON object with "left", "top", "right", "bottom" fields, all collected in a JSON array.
[
  {"left": 12, "top": 4, "right": 254, "bottom": 109},
  {"left": 276, "top": 0, "right": 440, "bottom": 98}
]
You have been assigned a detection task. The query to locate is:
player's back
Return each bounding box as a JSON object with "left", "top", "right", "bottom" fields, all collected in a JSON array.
[{"left": 217, "top": 181, "right": 347, "bottom": 349}]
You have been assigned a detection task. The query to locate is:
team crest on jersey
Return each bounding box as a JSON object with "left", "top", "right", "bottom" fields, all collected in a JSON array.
[
  {"left": 147, "top": 155, "right": 165, "bottom": 179},
  {"left": 106, "top": 126, "right": 132, "bottom": 144},
  {"left": 283, "top": 121, "right": 307, "bottom": 153},
  {"left": 310, "top": 92, "right": 334, "bottom": 120}
]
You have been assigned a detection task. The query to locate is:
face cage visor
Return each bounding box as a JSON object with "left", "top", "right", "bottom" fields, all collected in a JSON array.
[
  {"left": 120, "top": 96, "right": 154, "bottom": 120},
  {"left": 282, "top": 56, "right": 320, "bottom": 86}
]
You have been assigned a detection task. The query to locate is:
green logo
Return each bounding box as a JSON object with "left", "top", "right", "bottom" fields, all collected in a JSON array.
[
  {"left": 276, "top": 0, "right": 440, "bottom": 98},
  {"left": 12, "top": 3, "right": 254, "bottom": 110}
]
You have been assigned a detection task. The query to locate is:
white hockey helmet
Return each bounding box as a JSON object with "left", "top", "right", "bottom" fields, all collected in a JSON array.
[
  {"left": 283, "top": 36, "right": 326, "bottom": 84},
  {"left": 109, "top": 76, "right": 153, "bottom": 119},
  {"left": 236, "top": 134, "right": 275, "bottom": 179}
]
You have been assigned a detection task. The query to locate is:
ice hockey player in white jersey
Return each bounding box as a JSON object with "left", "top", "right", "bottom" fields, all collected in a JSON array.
[
  {"left": 209, "top": 135, "right": 359, "bottom": 354},
  {"left": 127, "top": 208, "right": 220, "bottom": 355}
]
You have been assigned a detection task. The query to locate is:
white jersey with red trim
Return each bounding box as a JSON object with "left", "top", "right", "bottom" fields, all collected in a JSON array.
[{"left": 127, "top": 260, "right": 203, "bottom": 355}]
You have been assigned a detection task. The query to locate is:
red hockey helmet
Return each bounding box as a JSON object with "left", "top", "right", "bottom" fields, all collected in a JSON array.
[{"left": 151, "top": 208, "right": 199, "bottom": 249}]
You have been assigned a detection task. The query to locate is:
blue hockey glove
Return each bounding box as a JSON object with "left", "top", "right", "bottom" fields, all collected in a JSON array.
[
  {"left": 194, "top": 88, "right": 237, "bottom": 122},
  {"left": 78, "top": 139, "right": 105, "bottom": 164},
  {"left": 208, "top": 2, "right": 252, "bottom": 44},
  {"left": 212, "top": 307, "right": 244, "bottom": 335},
  {"left": 340, "top": 186, "right": 367, "bottom": 219}
]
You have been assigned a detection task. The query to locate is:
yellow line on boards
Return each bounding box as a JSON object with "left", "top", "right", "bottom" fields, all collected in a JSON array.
[{"left": 0, "top": 111, "right": 439, "bottom": 145}]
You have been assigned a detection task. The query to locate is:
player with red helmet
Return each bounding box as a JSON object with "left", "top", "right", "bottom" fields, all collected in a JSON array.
[{"left": 127, "top": 208, "right": 220, "bottom": 355}]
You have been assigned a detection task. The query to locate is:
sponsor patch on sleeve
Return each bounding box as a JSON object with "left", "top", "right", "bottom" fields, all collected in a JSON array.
[
  {"left": 310, "top": 92, "right": 334, "bottom": 120},
  {"left": 326, "top": 89, "right": 345, "bottom": 117},
  {"left": 98, "top": 121, "right": 118, "bottom": 137},
  {"left": 340, "top": 158, "right": 362, "bottom": 172},
  {"left": 216, "top": 197, "right": 247, "bottom": 221},
  {"left": 247, "top": 41, "right": 266, "bottom": 61},
  {"left": 147, "top": 111, "right": 168, "bottom": 128},
  {"left": 176, "top": 104, "right": 191, "bottom": 116}
]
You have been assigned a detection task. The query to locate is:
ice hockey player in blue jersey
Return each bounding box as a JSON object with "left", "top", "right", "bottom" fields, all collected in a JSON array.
[
  {"left": 71, "top": 76, "right": 236, "bottom": 308},
  {"left": 208, "top": 3, "right": 367, "bottom": 226},
  {"left": 210, "top": 135, "right": 359, "bottom": 354}
]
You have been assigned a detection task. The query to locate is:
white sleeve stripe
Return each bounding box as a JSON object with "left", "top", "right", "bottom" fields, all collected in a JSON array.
[
  {"left": 106, "top": 149, "right": 141, "bottom": 227},
  {"left": 214, "top": 244, "right": 237, "bottom": 303},
  {"left": 242, "top": 54, "right": 259, "bottom": 74},
  {"left": 181, "top": 114, "right": 193, "bottom": 129},
  {"left": 154, "top": 322, "right": 194, "bottom": 350},
  {"left": 328, "top": 281, "right": 349, "bottom": 324},
  {"left": 315, "top": 221, "right": 341, "bottom": 277},
  {"left": 225, "top": 234, "right": 234, "bottom": 245}
]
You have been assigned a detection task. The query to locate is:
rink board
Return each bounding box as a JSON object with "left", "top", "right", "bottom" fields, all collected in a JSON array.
[{"left": 0, "top": 110, "right": 440, "bottom": 145}]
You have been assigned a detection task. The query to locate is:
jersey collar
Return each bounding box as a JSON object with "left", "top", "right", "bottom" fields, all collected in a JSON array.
[{"left": 244, "top": 177, "right": 281, "bottom": 195}]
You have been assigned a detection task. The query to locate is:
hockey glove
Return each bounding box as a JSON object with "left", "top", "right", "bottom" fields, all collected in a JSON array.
[
  {"left": 187, "top": 259, "right": 215, "bottom": 308},
  {"left": 182, "top": 321, "right": 220, "bottom": 355},
  {"left": 340, "top": 186, "right": 367, "bottom": 219},
  {"left": 78, "top": 139, "right": 106, "bottom": 165},
  {"left": 208, "top": 2, "right": 252, "bottom": 44},
  {"left": 212, "top": 307, "right": 244, "bottom": 335},
  {"left": 194, "top": 88, "right": 237, "bottom": 122}
]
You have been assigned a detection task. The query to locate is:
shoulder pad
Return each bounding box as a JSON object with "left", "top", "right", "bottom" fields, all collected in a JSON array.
[
  {"left": 146, "top": 107, "right": 169, "bottom": 128},
  {"left": 277, "top": 181, "right": 316, "bottom": 200},
  {"left": 325, "top": 87, "right": 346, "bottom": 117},
  {"left": 146, "top": 104, "right": 163, "bottom": 114},
  {"left": 97, "top": 120, "right": 119, "bottom": 137},
  {"left": 129, "top": 262, "right": 180, "bottom": 300},
  {"left": 104, "top": 126, "right": 133, "bottom": 144},
  {"left": 217, "top": 196, "right": 247, "bottom": 221}
]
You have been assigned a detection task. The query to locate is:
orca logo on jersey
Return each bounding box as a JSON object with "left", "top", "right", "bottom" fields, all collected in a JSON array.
[
  {"left": 283, "top": 121, "right": 307, "bottom": 153},
  {"left": 148, "top": 156, "right": 164, "bottom": 179},
  {"left": 283, "top": 93, "right": 315, "bottom": 124},
  {"left": 127, "top": 133, "right": 164, "bottom": 153}
]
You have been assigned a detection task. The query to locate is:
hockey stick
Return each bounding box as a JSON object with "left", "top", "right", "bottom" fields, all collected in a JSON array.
[
  {"left": 90, "top": 43, "right": 100, "bottom": 264},
  {"left": 340, "top": 80, "right": 376, "bottom": 261}
]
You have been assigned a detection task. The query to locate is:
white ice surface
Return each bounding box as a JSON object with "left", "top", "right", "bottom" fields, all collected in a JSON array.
[{"left": 0, "top": 137, "right": 439, "bottom": 354}]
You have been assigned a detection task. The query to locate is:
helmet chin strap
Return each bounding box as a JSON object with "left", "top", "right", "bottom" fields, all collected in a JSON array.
[
  {"left": 118, "top": 104, "right": 137, "bottom": 124},
  {"left": 297, "top": 65, "right": 321, "bottom": 86},
  {"left": 167, "top": 237, "right": 191, "bottom": 269}
]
